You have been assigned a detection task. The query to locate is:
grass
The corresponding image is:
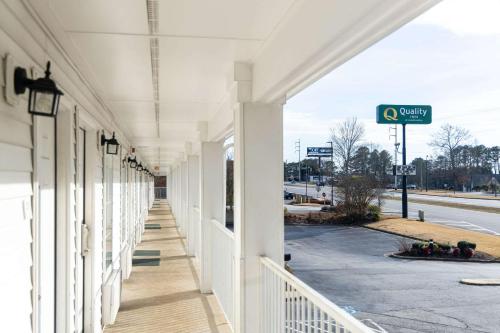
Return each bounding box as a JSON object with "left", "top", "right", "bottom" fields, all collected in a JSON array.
[
  {"left": 408, "top": 189, "right": 500, "bottom": 201},
  {"left": 365, "top": 217, "right": 500, "bottom": 259},
  {"left": 384, "top": 195, "right": 500, "bottom": 214}
]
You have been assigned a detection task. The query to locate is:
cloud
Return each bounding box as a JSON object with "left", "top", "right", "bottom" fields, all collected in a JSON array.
[{"left": 414, "top": 0, "right": 500, "bottom": 36}]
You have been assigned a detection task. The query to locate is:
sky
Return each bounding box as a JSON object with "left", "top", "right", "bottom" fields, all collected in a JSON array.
[{"left": 283, "top": 0, "right": 500, "bottom": 163}]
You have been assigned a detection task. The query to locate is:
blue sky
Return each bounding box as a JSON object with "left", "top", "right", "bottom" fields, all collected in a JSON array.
[{"left": 283, "top": 0, "right": 500, "bottom": 163}]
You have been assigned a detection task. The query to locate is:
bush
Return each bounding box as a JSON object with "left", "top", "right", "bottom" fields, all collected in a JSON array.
[
  {"left": 367, "top": 205, "right": 381, "bottom": 221},
  {"left": 336, "top": 175, "right": 379, "bottom": 222},
  {"left": 457, "top": 241, "right": 476, "bottom": 250}
]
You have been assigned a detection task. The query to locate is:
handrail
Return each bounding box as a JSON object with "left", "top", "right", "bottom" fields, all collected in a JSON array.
[
  {"left": 261, "top": 256, "right": 374, "bottom": 333},
  {"left": 210, "top": 218, "right": 234, "bottom": 239}
]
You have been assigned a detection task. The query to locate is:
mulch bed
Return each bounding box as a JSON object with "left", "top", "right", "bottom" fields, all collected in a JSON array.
[
  {"left": 391, "top": 250, "right": 499, "bottom": 263},
  {"left": 285, "top": 211, "right": 374, "bottom": 225}
]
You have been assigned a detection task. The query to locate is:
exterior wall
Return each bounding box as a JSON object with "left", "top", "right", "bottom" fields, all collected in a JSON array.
[
  {"left": 0, "top": 47, "right": 34, "bottom": 333},
  {"left": 0, "top": 2, "right": 153, "bottom": 332}
]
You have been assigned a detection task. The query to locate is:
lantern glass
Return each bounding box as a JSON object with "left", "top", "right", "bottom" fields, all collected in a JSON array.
[
  {"left": 29, "top": 89, "right": 57, "bottom": 116},
  {"left": 107, "top": 143, "right": 119, "bottom": 155},
  {"left": 130, "top": 161, "right": 137, "bottom": 168}
]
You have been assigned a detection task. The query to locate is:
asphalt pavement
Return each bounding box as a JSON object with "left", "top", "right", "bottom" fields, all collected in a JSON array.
[
  {"left": 284, "top": 183, "right": 500, "bottom": 236},
  {"left": 286, "top": 225, "right": 500, "bottom": 333}
]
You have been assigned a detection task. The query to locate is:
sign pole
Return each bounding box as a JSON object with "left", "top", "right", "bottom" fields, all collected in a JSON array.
[
  {"left": 402, "top": 124, "right": 408, "bottom": 218},
  {"left": 318, "top": 156, "right": 321, "bottom": 184}
]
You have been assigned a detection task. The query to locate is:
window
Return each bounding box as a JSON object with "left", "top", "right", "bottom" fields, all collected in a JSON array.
[{"left": 224, "top": 136, "right": 234, "bottom": 228}]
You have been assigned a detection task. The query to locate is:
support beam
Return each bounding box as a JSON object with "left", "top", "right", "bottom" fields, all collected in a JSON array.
[
  {"left": 233, "top": 99, "right": 285, "bottom": 333},
  {"left": 199, "top": 141, "right": 224, "bottom": 293},
  {"left": 187, "top": 154, "right": 200, "bottom": 256}
]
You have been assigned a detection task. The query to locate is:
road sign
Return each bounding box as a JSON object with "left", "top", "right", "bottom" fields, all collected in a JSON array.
[
  {"left": 392, "top": 164, "right": 416, "bottom": 176},
  {"left": 376, "top": 104, "right": 432, "bottom": 124},
  {"left": 307, "top": 147, "right": 332, "bottom": 157}
]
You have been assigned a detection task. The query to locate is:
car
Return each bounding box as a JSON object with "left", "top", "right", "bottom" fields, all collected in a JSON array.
[
  {"left": 284, "top": 191, "right": 294, "bottom": 200},
  {"left": 316, "top": 181, "right": 325, "bottom": 187}
]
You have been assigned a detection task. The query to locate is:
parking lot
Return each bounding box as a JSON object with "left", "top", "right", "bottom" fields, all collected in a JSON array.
[{"left": 285, "top": 225, "right": 500, "bottom": 332}]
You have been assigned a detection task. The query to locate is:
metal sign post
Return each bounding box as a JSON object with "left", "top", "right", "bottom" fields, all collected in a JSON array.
[{"left": 402, "top": 124, "right": 408, "bottom": 218}]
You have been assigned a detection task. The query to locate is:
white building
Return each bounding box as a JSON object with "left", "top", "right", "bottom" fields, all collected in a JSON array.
[{"left": 0, "top": 1, "right": 439, "bottom": 332}]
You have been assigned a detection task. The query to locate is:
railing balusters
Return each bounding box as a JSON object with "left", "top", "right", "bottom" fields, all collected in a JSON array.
[{"left": 260, "top": 257, "right": 374, "bottom": 333}]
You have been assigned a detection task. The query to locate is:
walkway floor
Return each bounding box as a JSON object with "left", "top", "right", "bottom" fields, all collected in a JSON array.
[{"left": 105, "top": 201, "right": 232, "bottom": 333}]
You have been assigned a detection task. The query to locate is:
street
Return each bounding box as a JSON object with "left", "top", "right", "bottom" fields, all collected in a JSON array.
[{"left": 284, "top": 183, "right": 500, "bottom": 235}]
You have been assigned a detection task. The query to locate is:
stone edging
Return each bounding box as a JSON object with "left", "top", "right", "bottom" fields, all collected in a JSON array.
[{"left": 387, "top": 252, "right": 500, "bottom": 263}]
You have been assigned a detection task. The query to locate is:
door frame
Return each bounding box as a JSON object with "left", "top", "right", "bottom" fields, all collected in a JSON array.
[{"left": 32, "top": 114, "right": 57, "bottom": 333}]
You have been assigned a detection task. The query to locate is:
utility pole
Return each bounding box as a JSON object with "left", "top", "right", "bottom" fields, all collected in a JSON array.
[
  {"left": 295, "top": 139, "right": 301, "bottom": 182},
  {"left": 327, "top": 141, "right": 334, "bottom": 206},
  {"left": 389, "top": 126, "right": 399, "bottom": 190},
  {"left": 305, "top": 166, "right": 309, "bottom": 200},
  {"left": 425, "top": 155, "right": 429, "bottom": 192}
]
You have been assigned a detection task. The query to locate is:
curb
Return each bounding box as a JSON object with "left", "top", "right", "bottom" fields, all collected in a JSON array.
[
  {"left": 362, "top": 225, "right": 423, "bottom": 242},
  {"left": 387, "top": 252, "right": 500, "bottom": 263},
  {"left": 460, "top": 279, "right": 500, "bottom": 286}
]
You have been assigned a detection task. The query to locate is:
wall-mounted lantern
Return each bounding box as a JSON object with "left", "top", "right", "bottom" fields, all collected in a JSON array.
[
  {"left": 128, "top": 156, "right": 137, "bottom": 168},
  {"left": 100, "top": 132, "right": 119, "bottom": 155},
  {"left": 14, "top": 61, "right": 64, "bottom": 117}
]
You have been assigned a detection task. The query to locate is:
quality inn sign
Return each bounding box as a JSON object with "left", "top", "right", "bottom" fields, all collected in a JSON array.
[{"left": 376, "top": 104, "right": 432, "bottom": 124}]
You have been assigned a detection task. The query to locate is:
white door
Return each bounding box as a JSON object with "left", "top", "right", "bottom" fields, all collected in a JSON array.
[
  {"left": 35, "top": 116, "right": 56, "bottom": 333},
  {"left": 75, "top": 127, "right": 85, "bottom": 332}
]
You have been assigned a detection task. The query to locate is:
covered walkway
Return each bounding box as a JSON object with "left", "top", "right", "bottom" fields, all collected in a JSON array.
[{"left": 105, "top": 201, "right": 231, "bottom": 333}]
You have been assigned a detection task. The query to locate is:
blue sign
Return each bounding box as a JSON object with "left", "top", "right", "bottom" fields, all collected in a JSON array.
[{"left": 307, "top": 147, "right": 332, "bottom": 157}]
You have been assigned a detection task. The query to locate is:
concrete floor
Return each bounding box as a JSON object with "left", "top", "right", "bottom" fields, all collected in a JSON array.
[
  {"left": 285, "top": 225, "right": 500, "bottom": 333},
  {"left": 105, "top": 202, "right": 232, "bottom": 333}
]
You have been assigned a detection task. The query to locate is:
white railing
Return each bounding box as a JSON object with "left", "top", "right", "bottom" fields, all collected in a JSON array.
[
  {"left": 211, "top": 219, "right": 235, "bottom": 328},
  {"left": 260, "top": 257, "right": 375, "bottom": 333}
]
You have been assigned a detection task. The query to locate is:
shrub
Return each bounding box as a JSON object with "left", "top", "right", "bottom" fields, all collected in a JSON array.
[
  {"left": 438, "top": 243, "right": 452, "bottom": 252},
  {"left": 397, "top": 238, "right": 413, "bottom": 253},
  {"left": 457, "top": 241, "right": 476, "bottom": 250},
  {"left": 367, "top": 205, "right": 381, "bottom": 221},
  {"left": 335, "top": 175, "right": 378, "bottom": 221}
]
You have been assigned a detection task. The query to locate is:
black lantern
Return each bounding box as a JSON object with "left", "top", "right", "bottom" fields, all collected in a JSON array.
[
  {"left": 101, "top": 132, "right": 119, "bottom": 155},
  {"left": 136, "top": 163, "right": 144, "bottom": 172},
  {"left": 128, "top": 156, "right": 137, "bottom": 168},
  {"left": 14, "top": 61, "right": 64, "bottom": 117}
]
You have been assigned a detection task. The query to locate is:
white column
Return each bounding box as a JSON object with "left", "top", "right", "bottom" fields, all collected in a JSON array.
[
  {"left": 179, "top": 161, "right": 188, "bottom": 236},
  {"left": 232, "top": 65, "right": 285, "bottom": 333},
  {"left": 187, "top": 154, "right": 200, "bottom": 256},
  {"left": 199, "top": 141, "right": 224, "bottom": 293}
]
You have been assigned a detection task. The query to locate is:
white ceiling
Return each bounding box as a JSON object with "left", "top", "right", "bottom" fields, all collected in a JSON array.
[
  {"left": 47, "top": 0, "right": 295, "bottom": 170},
  {"left": 45, "top": 0, "right": 439, "bottom": 171}
]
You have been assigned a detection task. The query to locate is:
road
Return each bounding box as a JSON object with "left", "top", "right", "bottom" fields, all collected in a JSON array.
[
  {"left": 284, "top": 183, "right": 500, "bottom": 236},
  {"left": 286, "top": 225, "right": 500, "bottom": 333},
  {"left": 387, "top": 191, "right": 500, "bottom": 209}
]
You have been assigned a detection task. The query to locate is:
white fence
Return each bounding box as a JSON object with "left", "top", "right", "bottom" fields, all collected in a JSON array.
[
  {"left": 210, "top": 219, "right": 235, "bottom": 328},
  {"left": 260, "top": 257, "right": 375, "bottom": 333},
  {"left": 192, "top": 206, "right": 201, "bottom": 258}
]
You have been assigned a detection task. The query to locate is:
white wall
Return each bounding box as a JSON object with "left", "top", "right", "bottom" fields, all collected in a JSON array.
[{"left": 0, "top": 2, "right": 151, "bottom": 332}]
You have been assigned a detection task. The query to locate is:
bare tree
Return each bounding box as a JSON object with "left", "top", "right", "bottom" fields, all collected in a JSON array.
[
  {"left": 430, "top": 124, "right": 471, "bottom": 170},
  {"left": 329, "top": 117, "right": 365, "bottom": 175},
  {"left": 430, "top": 124, "right": 471, "bottom": 191}
]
